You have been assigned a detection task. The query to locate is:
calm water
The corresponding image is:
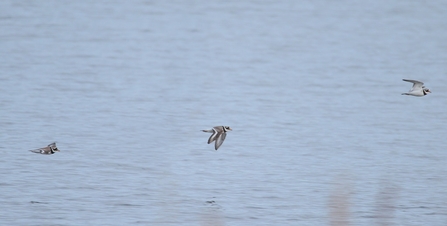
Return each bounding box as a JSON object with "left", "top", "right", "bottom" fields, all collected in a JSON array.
[{"left": 1, "top": 1, "right": 447, "bottom": 225}]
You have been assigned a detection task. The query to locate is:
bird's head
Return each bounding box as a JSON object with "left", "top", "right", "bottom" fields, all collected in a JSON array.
[{"left": 224, "top": 126, "right": 232, "bottom": 131}]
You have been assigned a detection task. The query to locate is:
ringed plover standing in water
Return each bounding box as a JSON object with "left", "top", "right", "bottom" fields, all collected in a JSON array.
[
  {"left": 401, "top": 79, "right": 431, "bottom": 97},
  {"left": 29, "top": 142, "right": 60, "bottom": 155},
  {"left": 202, "top": 126, "right": 232, "bottom": 150}
]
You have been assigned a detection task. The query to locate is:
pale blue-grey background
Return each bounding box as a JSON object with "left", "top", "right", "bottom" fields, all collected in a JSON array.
[{"left": 1, "top": 0, "right": 446, "bottom": 225}]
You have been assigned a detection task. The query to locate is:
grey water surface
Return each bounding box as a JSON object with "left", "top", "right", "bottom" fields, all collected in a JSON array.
[{"left": 1, "top": 0, "right": 447, "bottom": 225}]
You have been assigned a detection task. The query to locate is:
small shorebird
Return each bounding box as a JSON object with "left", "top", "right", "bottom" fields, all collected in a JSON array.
[
  {"left": 202, "top": 126, "right": 232, "bottom": 150},
  {"left": 401, "top": 79, "right": 431, "bottom": 97},
  {"left": 29, "top": 142, "right": 60, "bottom": 155}
]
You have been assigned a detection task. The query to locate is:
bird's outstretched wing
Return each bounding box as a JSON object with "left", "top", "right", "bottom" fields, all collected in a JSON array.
[
  {"left": 403, "top": 79, "right": 424, "bottom": 91},
  {"left": 215, "top": 132, "right": 227, "bottom": 150}
]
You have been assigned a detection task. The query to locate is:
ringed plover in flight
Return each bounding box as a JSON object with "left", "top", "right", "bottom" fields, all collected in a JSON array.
[
  {"left": 29, "top": 142, "right": 60, "bottom": 155},
  {"left": 202, "top": 126, "right": 232, "bottom": 150},
  {"left": 401, "top": 79, "right": 431, "bottom": 97}
]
